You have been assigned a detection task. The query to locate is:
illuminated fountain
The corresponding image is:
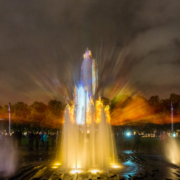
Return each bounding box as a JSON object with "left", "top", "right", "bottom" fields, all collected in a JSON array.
[{"left": 57, "top": 49, "right": 118, "bottom": 173}]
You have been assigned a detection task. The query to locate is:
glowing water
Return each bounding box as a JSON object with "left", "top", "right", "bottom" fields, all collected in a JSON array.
[
  {"left": 164, "top": 137, "right": 180, "bottom": 166},
  {"left": 59, "top": 104, "right": 117, "bottom": 170},
  {"left": 57, "top": 49, "right": 118, "bottom": 171}
]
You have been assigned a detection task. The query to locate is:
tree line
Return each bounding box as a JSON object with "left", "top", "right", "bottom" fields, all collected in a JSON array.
[
  {"left": 109, "top": 93, "right": 180, "bottom": 125},
  {"left": 0, "top": 100, "right": 65, "bottom": 131},
  {"left": 0, "top": 93, "right": 180, "bottom": 131}
]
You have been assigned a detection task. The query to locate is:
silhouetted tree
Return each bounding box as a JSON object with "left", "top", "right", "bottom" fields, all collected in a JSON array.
[
  {"left": 148, "top": 96, "right": 160, "bottom": 106},
  {"left": 136, "top": 95, "right": 147, "bottom": 102},
  {"left": 48, "top": 100, "right": 62, "bottom": 117},
  {"left": 178, "top": 104, "right": 180, "bottom": 115},
  {"left": 28, "top": 102, "right": 47, "bottom": 128},
  {"left": 160, "top": 99, "right": 171, "bottom": 114},
  {"left": 12, "top": 102, "right": 30, "bottom": 120},
  {"left": 169, "top": 94, "right": 180, "bottom": 114},
  {"left": 11, "top": 102, "right": 30, "bottom": 130}
]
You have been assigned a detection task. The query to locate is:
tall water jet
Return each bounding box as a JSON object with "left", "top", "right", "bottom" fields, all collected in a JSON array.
[{"left": 58, "top": 49, "right": 118, "bottom": 172}]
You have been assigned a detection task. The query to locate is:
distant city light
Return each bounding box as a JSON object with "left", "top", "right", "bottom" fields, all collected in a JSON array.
[
  {"left": 126, "top": 132, "right": 131, "bottom": 136},
  {"left": 173, "top": 133, "right": 176, "bottom": 137}
]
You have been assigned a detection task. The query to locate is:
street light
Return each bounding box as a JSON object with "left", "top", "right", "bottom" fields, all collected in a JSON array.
[
  {"left": 171, "top": 102, "right": 173, "bottom": 135},
  {"left": 8, "top": 102, "right": 11, "bottom": 135}
]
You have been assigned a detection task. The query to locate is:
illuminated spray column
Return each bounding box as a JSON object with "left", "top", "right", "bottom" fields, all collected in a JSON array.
[
  {"left": 75, "top": 49, "right": 98, "bottom": 125},
  {"left": 61, "top": 49, "right": 118, "bottom": 170},
  {"left": 81, "top": 49, "right": 93, "bottom": 96}
]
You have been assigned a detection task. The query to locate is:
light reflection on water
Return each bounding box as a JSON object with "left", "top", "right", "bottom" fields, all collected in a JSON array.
[
  {"left": 121, "top": 160, "right": 141, "bottom": 178},
  {"left": 123, "top": 150, "right": 132, "bottom": 154}
]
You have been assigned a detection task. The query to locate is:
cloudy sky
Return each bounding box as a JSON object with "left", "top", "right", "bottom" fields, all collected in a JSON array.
[{"left": 0, "top": 0, "right": 180, "bottom": 105}]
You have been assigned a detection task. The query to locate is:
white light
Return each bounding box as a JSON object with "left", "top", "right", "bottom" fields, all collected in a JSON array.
[
  {"left": 127, "top": 132, "right": 131, "bottom": 136},
  {"left": 75, "top": 86, "right": 90, "bottom": 124},
  {"left": 51, "top": 166, "right": 58, "bottom": 169},
  {"left": 173, "top": 133, "right": 176, "bottom": 137},
  {"left": 70, "top": 170, "right": 82, "bottom": 174},
  {"left": 112, "top": 165, "right": 120, "bottom": 168},
  {"left": 89, "top": 169, "right": 99, "bottom": 174},
  {"left": 54, "top": 162, "right": 61, "bottom": 166}
]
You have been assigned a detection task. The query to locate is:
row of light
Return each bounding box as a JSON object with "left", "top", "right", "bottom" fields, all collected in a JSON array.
[
  {"left": 125, "top": 132, "right": 177, "bottom": 137},
  {"left": 51, "top": 162, "right": 120, "bottom": 174},
  {"left": 70, "top": 165, "right": 120, "bottom": 174}
]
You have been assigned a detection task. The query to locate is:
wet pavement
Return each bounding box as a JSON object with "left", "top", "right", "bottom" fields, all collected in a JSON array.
[
  {"left": 118, "top": 151, "right": 180, "bottom": 179},
  {"left": 2, "top": 150, "right": 180, "bottom": 180}
]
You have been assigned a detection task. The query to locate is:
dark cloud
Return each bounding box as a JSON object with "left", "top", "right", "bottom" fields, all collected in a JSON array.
[{"left": 0, "top": 0, "right": 180, "bottom": 105}]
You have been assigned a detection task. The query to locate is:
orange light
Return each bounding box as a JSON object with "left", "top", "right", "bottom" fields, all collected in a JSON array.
[
  {"left": 104, "top": 105, "right": 111, "bottom": 123},
  {"left": 68, "top": 105, "right": 75, "bottom": 123},
  {"left": 95, "top": 98, "right": 103, "bottom": 123}
]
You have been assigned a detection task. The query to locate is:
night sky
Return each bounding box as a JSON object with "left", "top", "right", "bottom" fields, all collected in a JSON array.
[{"left": 0, "top": 0, "right": 180, "bottom": 105}]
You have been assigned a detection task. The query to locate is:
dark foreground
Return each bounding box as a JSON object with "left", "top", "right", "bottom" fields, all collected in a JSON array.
[{"left": 1, "top": 149, "right": 180, "bottom": 180}]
